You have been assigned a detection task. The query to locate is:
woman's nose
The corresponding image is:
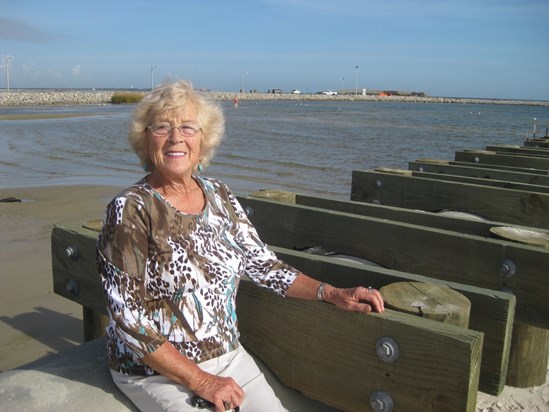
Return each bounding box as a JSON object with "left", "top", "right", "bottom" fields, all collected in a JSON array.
[{"left": 168, "top": 128, "right": 184, "bottom": 142}]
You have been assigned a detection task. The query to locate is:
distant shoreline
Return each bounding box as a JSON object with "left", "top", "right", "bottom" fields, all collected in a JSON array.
[{"left": 0, "top": 89, "right": 548, "bottom": 107}]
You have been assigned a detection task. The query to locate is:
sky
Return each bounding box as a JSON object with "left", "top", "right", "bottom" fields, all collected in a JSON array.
[{"left": 1, "top": 0, "right": 548, "bottom": 100}]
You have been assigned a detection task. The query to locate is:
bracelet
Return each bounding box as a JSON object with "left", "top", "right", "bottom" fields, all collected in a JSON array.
[{"left": 317, "top": 282, "right": 327, "bottom": 301}]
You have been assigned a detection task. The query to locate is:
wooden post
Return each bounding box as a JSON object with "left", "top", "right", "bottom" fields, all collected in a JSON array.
[
  {"left": 506, "top": 322, "right": 549, "bottom": 388},
  {"left": 83, "top": 306, "right": 109, "bottom": 341},
  {"left": 380, "top": 281, "right": 471, "bottom": 328}
]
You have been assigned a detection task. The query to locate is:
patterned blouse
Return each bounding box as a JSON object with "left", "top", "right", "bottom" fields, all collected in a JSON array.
[{"left": 96, "top": 176, "right": 299, "bottom": 376}]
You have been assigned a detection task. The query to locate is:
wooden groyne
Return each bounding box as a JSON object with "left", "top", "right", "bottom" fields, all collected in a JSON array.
[{"left": 49, "top": 135, "right": 549, "bottom": 411}]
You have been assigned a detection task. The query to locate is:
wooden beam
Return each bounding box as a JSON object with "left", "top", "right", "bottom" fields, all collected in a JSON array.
[
  {"left": 270, "top": 246, "right": 513, "bottom": 396},
  {"left": 351, "top": 169, "right": 549, "bottom": 229},
  {"left": 485, "top": 145, "right": 549, "bottom": 158},
  {"left": 379, "top": 167, "right": 549, "bottom": 194},
  {"left": 51, "top": 224, "right": 483, "bottom": 411},
  {"left": 251, "top": 189, "right": 521, "bottom": 239},
  {"left": 524, "top": 138, "right": 549, "bottom": 148},
  {"left": 237, "top": 279, "right": 483, "bottom": 412},
  {"left": 238, "top": 196, "right": 549, "bottom": 328},
  {"left": 409, "top": 160, "right": 549, "bottom": 186},
  {"left": 454, "top": 150, "right": 549, "bottom": 171},
  {"left": 51, "top": 225, "right": 108, "bottom": 315},
  {"left": 448, "top": 159, "right": 549, "bottom": 175}
]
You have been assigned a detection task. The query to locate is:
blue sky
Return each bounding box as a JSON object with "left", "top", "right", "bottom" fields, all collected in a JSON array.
[{"left": 1, "top": 0, "right": 548, "bottom": 99}]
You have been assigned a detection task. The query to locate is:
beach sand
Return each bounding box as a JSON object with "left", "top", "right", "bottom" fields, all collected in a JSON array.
[
  {"left": 0, "top": 184, "right": 547, "bottom": 411},
  {"left": 0, "top": 184, "right": 124, "bottom": 371}
]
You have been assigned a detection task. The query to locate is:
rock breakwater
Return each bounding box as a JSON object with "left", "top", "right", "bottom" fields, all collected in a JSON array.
[{"left": 0, "top": 90, "right": 547, "bottom": 107}]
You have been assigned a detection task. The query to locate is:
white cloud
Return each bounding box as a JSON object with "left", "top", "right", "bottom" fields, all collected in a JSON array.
[{"left": 72, "top": 64, "right": 82, "bottom": 76}]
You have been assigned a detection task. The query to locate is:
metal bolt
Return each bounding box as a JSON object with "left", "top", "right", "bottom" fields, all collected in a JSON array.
[
  {"left": 244, "top": 206, "right": 254, "bottom": 218},
  {"left": 376, "top": 337, "right": 399, "bottom": 363},
  {"left": 374, "top": 179, "right": 383, "bottom": 189},
  {"left": 499, "top": 259, "right": 517, "bottom": 278},
  {"left": 66, "top": 278, "right": 80, "bottom": 297},
  {"left": 65, "top": 245, "right": 78, "bottom": 261},
  {"left": 369, "top": 391, "right": 393, "bottom": 412},
  {"left": 472, "top": 156, "right": 480, "bottom": 163}
]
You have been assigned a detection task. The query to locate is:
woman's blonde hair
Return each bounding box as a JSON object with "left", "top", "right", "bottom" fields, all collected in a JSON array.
[{"left": 128, "top": 80, "right": 225, "bottom": 170}]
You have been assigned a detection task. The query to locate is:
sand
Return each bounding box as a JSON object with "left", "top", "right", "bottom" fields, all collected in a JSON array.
[
  {"left": 0, "top": 184, "right": 547, "bottom": 411},
  {"left": 0, "top": 184, "right": 123, "bottom": 371}
]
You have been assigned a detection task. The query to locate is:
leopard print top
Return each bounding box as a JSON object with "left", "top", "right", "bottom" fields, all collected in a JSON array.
[{"left": 96, "top": 176, "right": 299, "bottom": 376}]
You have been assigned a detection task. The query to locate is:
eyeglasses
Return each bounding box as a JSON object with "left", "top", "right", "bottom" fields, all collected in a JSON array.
[{"left": 146, "top": 123, "right": 202, "bottom": 138}]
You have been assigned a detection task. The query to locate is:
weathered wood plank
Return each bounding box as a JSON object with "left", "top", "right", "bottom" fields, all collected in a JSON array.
[
  {"left": 379, "top": 167, "right": 549, "bottom": 194},
  {"left": 271, "top": 246, "right": 514, "bottom": 395},
  {"left": 351, "top": 169, "right": 549, "bottom": 229},
  {"left": 485, "top": 145, "right": 549, "bottom": 158},
  {"left": 237, "top": 279, "right": 483, "bottom": 412},
  {"left": 409, "top": 160, "right": 549, "bottom": 186},
  {"left": 448, "top": 159, "right": 549, "bottom": 175},
  {"left": 454, "top": 150, "right": 549, "bottom": 170},
  {"left": 251, "top": 189, "right": 513, "bottom": 238},
  {"left": 51, "top": 224, "right": 483, "bottom": 411},
  {"left": 238, "top": 196, "right": 549, "bottom": 328},
  {"left": 51, "top": 225, "right": 107, "bottom": 315},
  {"left": 524, "top": 138, "right": 549, "bottom": 148}
]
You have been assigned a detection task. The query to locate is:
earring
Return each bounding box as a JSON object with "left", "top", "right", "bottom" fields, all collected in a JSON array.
[{"left": 197, "top": 163, "right": 204, "bottom": 173}]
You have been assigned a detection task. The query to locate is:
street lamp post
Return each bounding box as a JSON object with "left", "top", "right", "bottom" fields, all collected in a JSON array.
[
  {"left": 151, "top": 65, "right": 158, "bottom": 91},
  {"left": 355, "top": 65, "right": 358, "bottom": 96},
  {"left": 240, "top": 71, "right": 248, "bottom": 93},
  {"left": 6, "top": 56, "right": 14, "bottom": 92},
  {"left": 340, "top": 77, "right": 345, "bottom": 92}
]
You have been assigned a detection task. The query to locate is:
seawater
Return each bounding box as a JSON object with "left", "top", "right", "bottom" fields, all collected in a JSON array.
[{"left": 0, "top": 100, "right": 547, "bottom": 199}]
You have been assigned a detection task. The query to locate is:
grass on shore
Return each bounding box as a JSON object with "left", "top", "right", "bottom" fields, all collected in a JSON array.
[{"left": 111, "top": 92, "right": 144, "bottom": 104}]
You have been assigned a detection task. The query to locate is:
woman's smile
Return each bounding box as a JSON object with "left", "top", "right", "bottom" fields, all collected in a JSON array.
[{"left": 165, "top": 150, "right": 188, "bottom": 158}]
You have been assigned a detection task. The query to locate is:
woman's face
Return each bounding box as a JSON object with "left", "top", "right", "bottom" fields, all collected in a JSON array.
[{"left": 146, "top": 104, "right": 202, "bottom": 182}]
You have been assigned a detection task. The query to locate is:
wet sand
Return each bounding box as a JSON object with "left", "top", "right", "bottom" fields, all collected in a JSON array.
[
  {"left": 0, "top": 184, "right": 123, "bottom": 371},
  {"left": 0, "top": 184, "right": 547, "bottom": 410}
]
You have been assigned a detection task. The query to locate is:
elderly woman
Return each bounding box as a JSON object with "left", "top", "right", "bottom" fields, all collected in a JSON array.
[{"left": 96, "top": 80, "right": 384, "bottom": 412}]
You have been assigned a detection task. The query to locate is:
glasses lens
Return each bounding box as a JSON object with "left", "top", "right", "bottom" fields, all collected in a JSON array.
[
  {"left": 151, "top": 124, "right": 170, "bottom": 136},
  {"left": 149, "top": 124, "right": 199, "bottom": 137},
  {"left": 178, "top": 126, "right": 197, "bottom": 137}
]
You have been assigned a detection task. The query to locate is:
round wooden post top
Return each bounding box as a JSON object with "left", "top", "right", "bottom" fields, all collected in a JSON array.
[{"left": 380, "top": 281, "right": 471, "bottom": 328}]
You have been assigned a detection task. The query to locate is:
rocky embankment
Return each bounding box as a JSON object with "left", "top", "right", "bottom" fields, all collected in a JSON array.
[{"left": 0, "top": 89, "right": 547, "bottom": 107}]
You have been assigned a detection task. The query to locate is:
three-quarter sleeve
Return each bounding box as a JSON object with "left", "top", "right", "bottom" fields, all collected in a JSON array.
[
  {"left": 224, "top": 188, "right": 299, "bottom": 296},
  {"left": 97, "top": 195, "right": 167, "bottom": 358}
]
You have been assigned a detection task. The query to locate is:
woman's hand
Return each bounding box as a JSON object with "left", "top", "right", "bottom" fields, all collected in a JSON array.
[
  {"left": 191, "top": 371, "right": 244, "bottom": 412},
  {"left": 285, "top": 274, "right": 385, "bottom": 313},
  {"left": 143, "top": 342, "right": 244, "bottom": 411},
  {"left": 323, "top": 284, "right": 385, "bottom": 313}
]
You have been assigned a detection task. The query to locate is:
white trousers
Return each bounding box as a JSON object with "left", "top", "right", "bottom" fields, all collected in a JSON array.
[{"left": 111, "top": 345, "right": 339, "bottom": 412}]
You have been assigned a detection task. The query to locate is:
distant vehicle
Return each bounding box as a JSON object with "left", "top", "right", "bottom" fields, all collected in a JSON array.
[
  {"left": 291, "top": 89, "right": 301, "bottom": 94},
  {"left": 322, "top": 90, "right": 337, "bottom": 96},
  {"left": 272, "top": 88, "right": 284, "bottom": 94}
]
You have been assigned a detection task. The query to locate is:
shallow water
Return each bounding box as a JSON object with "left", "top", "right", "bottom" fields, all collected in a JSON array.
[{"left": 0, "top": 101, "right": 547, "bottom": 198}]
